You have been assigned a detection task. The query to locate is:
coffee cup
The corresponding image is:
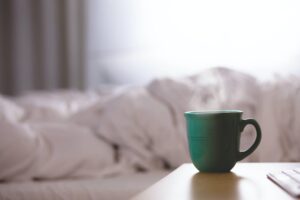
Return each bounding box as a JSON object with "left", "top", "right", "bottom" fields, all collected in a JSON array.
[{"left": 184, "top": 110, "right": 261, "bottom": 172}]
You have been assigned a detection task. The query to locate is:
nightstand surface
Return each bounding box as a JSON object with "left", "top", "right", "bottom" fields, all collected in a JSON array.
[{"left": 132, "top": 163, "right": 300, "bottom": 200}]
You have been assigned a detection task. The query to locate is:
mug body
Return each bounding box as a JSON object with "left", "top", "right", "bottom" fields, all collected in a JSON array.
[{"left": 185, "top": 110, "right": 242, "bottom": 172}]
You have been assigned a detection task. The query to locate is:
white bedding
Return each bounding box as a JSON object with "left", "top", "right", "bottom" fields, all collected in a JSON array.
[
  {"left": 0, "top": 67, "right": 300, "bottom": 183},
  {"left": 0, "top": 171, "right": 169, "bottom": 200}
]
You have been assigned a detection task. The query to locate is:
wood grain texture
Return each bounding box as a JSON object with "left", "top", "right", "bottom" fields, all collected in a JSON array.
[{"left": 132, "top": 163, "right": 300, "bottom": 200}]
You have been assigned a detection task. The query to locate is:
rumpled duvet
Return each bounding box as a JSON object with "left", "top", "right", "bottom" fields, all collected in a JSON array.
[{"left": 0, "top": 67, "right": 299, "bottom": 181}]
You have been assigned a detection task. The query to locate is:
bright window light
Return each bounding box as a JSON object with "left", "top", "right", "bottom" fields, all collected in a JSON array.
[{"left": 87, "top": 0, "right": 300, "bottom": 85}]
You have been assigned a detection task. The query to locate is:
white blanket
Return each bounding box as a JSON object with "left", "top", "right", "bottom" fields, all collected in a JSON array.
[{"left": 0, "top": 67, "right": 299, "bottom": 181}]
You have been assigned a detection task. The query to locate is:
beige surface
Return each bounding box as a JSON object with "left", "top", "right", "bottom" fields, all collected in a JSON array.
[{"left": 132, "top": 163, "right": 300, "bottom": 200}]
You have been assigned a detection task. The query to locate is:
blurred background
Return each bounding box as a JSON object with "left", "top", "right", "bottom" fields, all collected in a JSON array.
[{"left": 1, "top": 0, "right": 300, "bottom": 95}]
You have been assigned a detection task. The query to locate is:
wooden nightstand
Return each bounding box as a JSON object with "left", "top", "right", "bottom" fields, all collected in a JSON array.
[{"left": 132, "top": 163, "right": 300, "bottom": 200}]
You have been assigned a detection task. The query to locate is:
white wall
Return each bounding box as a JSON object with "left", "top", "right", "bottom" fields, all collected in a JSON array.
[{"left": 86, "top": 0, "right": 300, "bottom": 87}]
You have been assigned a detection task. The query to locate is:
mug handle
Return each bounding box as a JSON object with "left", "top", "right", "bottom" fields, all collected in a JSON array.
[{"left": 237, "top": 119, "right": 262, "bottom": 161}]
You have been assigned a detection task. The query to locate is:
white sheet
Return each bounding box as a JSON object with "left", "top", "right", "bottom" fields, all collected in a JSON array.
[
  {"left": 0, "top": 121, "right": 115, "bottom": 181},
  {"left": 0, "top": 67, "right": 299, "bottom": 182},
  {"left": 0, "top": 171, "right": 169, "bottom": 200}
]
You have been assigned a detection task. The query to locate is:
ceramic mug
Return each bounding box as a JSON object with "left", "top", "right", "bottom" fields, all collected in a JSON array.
[{"left": 184, "top": 110, "right": 261, "bottom": 172}]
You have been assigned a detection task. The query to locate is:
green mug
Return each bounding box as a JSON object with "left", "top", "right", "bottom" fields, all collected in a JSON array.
[{"left": 184, "top": 110, "right": 261, "bottom": 172}]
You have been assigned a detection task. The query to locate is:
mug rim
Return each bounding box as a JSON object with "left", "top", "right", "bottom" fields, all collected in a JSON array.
[{"left": 185, "top": 110, "right": 243, "bottom": 116}]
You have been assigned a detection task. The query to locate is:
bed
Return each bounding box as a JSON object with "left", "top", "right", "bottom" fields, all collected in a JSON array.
[
  {"left": 0, "top": 171, "right": 168, "bottom": 200},
  {"left": 0, "top": 67, "right": 299, "bottom": 199}
]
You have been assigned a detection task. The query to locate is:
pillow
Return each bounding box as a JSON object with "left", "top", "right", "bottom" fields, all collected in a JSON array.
[
  {"left": 0, "top": 121, "right": 37, "bottom": 181},
  {"left": 16, "top": 90, "right": 100, "bottom": 122},
  {"left": 0, "top": 121, "right": 115, "bottom": 181},
  {"left": 0, "top": 95, "right": 24, "bottom": 122}
]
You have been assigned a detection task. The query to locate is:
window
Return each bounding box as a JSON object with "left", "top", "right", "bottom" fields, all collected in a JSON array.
[{"left": 86, "top": 0, "right": 300, "bottom": 86}]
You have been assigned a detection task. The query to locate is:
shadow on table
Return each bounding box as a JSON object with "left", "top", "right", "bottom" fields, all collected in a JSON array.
[{"left": 191, "top": 172, "right": 244, "bottom": 200}]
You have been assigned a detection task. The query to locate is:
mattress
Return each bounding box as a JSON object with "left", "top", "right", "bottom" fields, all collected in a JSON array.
[{"left": 0, "top": 171, "right": 169, "bottom": 200}]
